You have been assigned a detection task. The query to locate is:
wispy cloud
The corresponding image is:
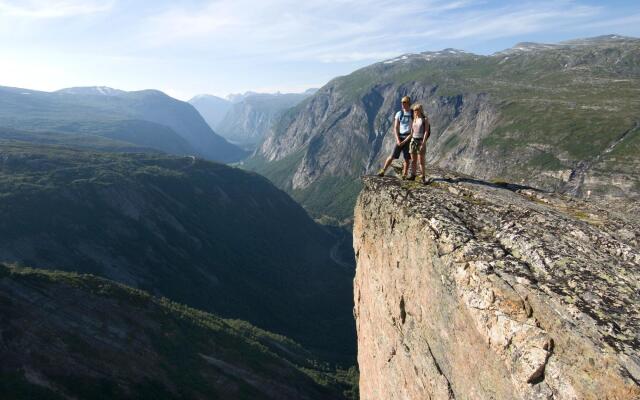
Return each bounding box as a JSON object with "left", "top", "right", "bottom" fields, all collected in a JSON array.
[
  {"left": 0, "top": 0, "right": 112, "bottom": 19},
  {"left": 138, "top": 0, "right": 480, "bottom": 55},
  {"left": 0, "top": 0, "right": 638, "bottom": 98},
  {"left": 426, "top": 3, "right": 601, "bottom": 40},
  {"left": 136, "top": 0, "right": 611, "bottom": 63}
]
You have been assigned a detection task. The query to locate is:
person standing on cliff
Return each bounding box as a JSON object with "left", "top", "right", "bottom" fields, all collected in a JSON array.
[
  {"left": 377, "top": 96, "right": 413, "bottom": 178},
  {"left": 407, "top": 103, "right": 431, "bottom": 184}
]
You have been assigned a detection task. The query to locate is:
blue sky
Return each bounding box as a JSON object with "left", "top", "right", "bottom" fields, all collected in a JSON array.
[{"left": 1, "top": 0, "right": 639, "bottom": 100}]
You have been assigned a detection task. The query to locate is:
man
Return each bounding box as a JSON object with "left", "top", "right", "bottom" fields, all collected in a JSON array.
[{"left": 377, "top": 96, "right": 413, "bottom": 178}]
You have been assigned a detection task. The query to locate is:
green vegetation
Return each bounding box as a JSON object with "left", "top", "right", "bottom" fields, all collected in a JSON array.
[
  {"left": 0, "top": 372, "right": 66, "bottom": 400},
  {"left": 249, "top": 37, "right": 640, "bottom": 220},
  {"left": 0, "top": 265, "right": 357, "bottom": 399},
  {"left": 0, "top": 86, "right": 247, "bottom": 162},
  {"left": 0, "top": 142, "right": 355, "bottom": 365},
  {"left": 292, "top": 176, "right": 363, "bottom": 224},
  {"left": 242, "top": 150, "right": 305, "bottom": 189},
  {"left": 243, "top": 153, "right": 363, "bottom": 224}
]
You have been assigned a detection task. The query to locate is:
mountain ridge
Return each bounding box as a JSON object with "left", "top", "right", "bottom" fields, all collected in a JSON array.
[
  {"left": 247, "top": 34, "right": 640, "bottom": 221},
  {"left": 0, "top": 85, "right": 247, "bottom": 163}
]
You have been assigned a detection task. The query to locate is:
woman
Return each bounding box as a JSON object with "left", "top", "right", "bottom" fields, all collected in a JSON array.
[{"left": 408, "top": 103, "right": 430, "bottom": 184}]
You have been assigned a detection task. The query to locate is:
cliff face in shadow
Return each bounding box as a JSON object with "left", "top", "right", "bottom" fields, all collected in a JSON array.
[
  {"left": 0, "top": 265, "right": 350, "bottom": 399},
  {"left": 353, "top": 169, "right": 639, "bottom": 399},
  {"left": 0, "top": 142, "right": 355, "bottom": 363}
]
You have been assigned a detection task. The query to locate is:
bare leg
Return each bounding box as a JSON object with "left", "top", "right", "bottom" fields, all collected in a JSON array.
[
  {"left": 419, "top": 153, "right": 426, "bottom": 182},
  {"left": 403, "top": 159, "right": 409, "bottom": 177},
  {"left": 382, "top": 156, "right": 394, "bottom": 172},
  {"left": 378, "top": 155, "right": 395, "bottom": 176},
  {"left": 410, "top": 154, "right": 418, "bottom": 177}
]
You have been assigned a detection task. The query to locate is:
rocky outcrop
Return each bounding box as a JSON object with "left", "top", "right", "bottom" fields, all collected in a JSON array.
[{"left": 353, "top": 169, "right": 639, "bottom": 399}]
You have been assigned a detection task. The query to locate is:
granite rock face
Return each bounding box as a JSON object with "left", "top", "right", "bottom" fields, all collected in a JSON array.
[{"left": 353, "top": 169, "right": 639, "bottom": 399}]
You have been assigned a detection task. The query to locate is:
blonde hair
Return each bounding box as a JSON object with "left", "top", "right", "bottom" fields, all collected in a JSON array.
[
  {"left": 411, "top": 103, "right": 427, "bottom": 120},
  {"left": 401, "top": 96, "right": 411, "bottom": 103}
]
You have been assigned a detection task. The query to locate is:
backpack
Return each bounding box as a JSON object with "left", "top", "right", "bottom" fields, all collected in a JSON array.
[{"left": 397, "top": 109, "right": 413, "bottom": 124}]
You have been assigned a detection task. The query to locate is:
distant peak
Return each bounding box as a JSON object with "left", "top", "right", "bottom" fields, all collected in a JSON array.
[
  {"left": 495, "top": 35, "right": 639, "bottom": 56},
  {"left": 56, "top": 86, "right": 125, "bottom": 96},
  {"left": 560, "top": 34, "right": 640, "bottom": 45},
  {"left": 57, "top": 86, "right": 123, "bottom": 95},
  {"left": 225, "top": 89, "right": 316, "bottom": 103},
  {"left": 382, "top": 48, "right": 469, "bottom": 65},
  {"left": 226, "top": 91, "right": 258, "bottom": 103},
  {"left": 188, "top": 94, "right": 229, "bottom": 103}
]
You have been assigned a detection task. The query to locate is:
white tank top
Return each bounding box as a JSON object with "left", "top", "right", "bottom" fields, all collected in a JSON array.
[{"left": 412, "top": 118, "right": 425, "bottom": 139}]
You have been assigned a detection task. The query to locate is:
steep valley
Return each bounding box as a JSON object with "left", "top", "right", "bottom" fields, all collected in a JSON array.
[
  {"left": 0, "top": 142, "right": 355, "bottom": 365},
  {"left": 192, "top": 91, "right": 315, "bottom": 150}
]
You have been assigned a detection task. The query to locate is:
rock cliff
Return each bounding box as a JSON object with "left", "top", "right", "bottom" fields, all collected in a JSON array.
[{"left": 353, "top": 169, "right": 639, "bottom": 399}]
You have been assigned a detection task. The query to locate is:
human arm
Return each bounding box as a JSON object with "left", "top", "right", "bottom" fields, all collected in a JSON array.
[
  {"left": 394, "top": 113, "right": 402, "bottom": 145},
  {"left": 420, "top": 121, "right": 431, "bottom": 151}
]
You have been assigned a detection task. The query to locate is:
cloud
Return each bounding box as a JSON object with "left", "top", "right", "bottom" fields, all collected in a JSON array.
[
  {"left": 428, "top": 3, "right": 602, "bottom": 40},
  {"left": 138, "top": 0, "right": 479, "bottom": 52},
  {"left": 573, "top": 13, "right": 640, "bottom": 31},
  {"left": 0, "top": 0, "right": 112, "bottom": 19},
  {"left": 136, "top": 0, "right": 614, "bottom": 63}
]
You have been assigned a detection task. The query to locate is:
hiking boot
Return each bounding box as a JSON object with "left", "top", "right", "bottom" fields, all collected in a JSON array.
[
  {"left": 407, "top": 175, "right": 416, "bottom": 181},
  {"left": 377, "top": 169, "right": 385, "bottom": 177},
  {"left": 401, "top": 175, "right": 407, "bottom": 180}
]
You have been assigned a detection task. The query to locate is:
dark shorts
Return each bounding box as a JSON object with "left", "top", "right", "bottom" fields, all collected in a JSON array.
[{"left": 392, "top": 135, "right": 410, "bottom": 160}]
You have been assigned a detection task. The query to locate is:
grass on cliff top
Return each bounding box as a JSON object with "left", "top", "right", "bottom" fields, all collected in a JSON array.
[{"left": 0, "top": 264, "right": 359, "bottom": 399}]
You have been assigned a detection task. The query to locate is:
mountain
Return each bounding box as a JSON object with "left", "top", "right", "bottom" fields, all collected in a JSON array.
[
  {"left": 354, "top": 171, "right": 640, "bottom": 399},
  {"left": 247, "top": 35, "right": 640, "bottom": 222},
  {"left": 188, "top": 94, "right": 233, "bottom": 130},
  {"left": 0, "top": 127, "right": 157, "bottom": 153},
  {"left": 227, "top": 91, "right": 260, "bottom": 103},
  {"left": 215, "top": 91, "right": 316, "bottom": 148},
  {"left": 0, "top": 141, "right": 355, "bottom": 363},
  {"left": 0, "top": 85, "right": 247, "bottom": 163},
  {"left": 56, "top": 86, "right": 126, "bottom": 96},
  {"left": 0, "top": 264, "right": 356, "bottom": 399}
]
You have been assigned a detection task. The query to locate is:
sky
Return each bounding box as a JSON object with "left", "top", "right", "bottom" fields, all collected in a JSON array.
[{"left": 1, "top": 0, "right": 639, "bottom": 100}]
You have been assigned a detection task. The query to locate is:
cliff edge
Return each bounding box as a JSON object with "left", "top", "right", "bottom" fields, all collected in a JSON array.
[{"left": 353, "top": 169, "right": 639, "bottom": 399}]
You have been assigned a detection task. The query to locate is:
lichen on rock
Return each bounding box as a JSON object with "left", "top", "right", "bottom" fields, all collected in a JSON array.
[{"left": 354, "top": 168, "right": 640, "bottom": 400}]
